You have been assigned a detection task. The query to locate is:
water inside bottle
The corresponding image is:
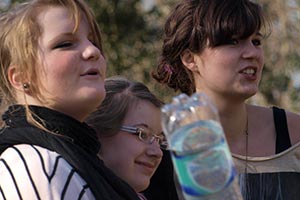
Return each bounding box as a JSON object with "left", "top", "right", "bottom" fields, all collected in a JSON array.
[{"left": 169, "top": 120, "right": 235, "bottom": 196}]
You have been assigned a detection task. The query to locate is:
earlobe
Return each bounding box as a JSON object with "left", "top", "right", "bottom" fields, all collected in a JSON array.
[{"left": 180, "top": 49, "right": 198, "bottom": 72}]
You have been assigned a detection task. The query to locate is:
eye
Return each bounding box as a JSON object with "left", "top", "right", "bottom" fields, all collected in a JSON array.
[
  {"left": 88, "top": 33, "right": 99, "bottom": 47},
  {"left": 89, "top": 37, "right": 97, "bottom": 46},
  {"left": 222, "top": 38, "right": 239, "bottom": 46},
  {"left": 139, "top": 129, "right": 150, "bottom": 140},
  {"left": 228, "top": 39, "right": 239, "bottom": 45},
  {"left": 160, "top": 140, "right": 169, "bottom": 149},
  {"left": 157, "top": 134, "right": 165, "bottom": 141},
  {"left": 252, "top": 39, "right": 262, "bottom": 46},
  {"left": 158, "top": 134, "right": 168, "bottom": 149},
  {"left": 54, "top": 41, "right": 73, "bottom": 49}
]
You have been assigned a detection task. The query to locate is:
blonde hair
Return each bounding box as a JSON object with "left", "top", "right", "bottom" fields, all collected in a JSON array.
[{"left": 0, "top": 0, "right": 103, "bottom": 128}]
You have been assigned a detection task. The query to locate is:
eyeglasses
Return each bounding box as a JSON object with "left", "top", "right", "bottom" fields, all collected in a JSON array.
[{"left": 120, "top": 125, "right": 168, "bottom": 150}]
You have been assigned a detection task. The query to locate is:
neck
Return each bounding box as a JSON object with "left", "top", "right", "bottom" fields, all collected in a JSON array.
[
  {"left": 195, "top": 89, "right": 249, "bottom": 137},
  {"left": 194, "top": 86, "right": 253, "bottom": 144},
  {"left": 219, "top": 103, "right": 249, "bottom": 154},
  {"left": 197, "top": 90, "right": 249, "bottom": 152}
]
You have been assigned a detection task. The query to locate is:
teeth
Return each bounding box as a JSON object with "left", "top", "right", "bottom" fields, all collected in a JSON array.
[{"left": 243, "top": 68, "right": 255, "bottom": 75}]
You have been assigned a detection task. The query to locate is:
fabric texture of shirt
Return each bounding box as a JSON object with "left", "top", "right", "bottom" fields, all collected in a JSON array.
[
  {"left": 1, "top": 144, "right": 94, "bottom": 200},
  {"left": 144, "top": 106, "right": 300, "bottom": 200},
  {"left": 233, "top": 106, "right": 300, "bottom": 200},
  {"left": 0, "top": 105, "right": 140, "bottom": 200}
]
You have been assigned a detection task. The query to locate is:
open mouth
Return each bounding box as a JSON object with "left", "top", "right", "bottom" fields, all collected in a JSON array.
[
  {"left": 86, "top": 71, "right": 98, "bottom": 75},
  {"left": 80, "top": 69, "right": 100, "bottom": 76},
  {"left": 240, "top": 67, "right": 257, "bottom": 76}
]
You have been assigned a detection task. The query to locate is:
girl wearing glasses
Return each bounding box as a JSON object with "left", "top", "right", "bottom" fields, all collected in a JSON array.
[
  {"left": 0, "top": 0, "right": 140, "bottom": 199},
  {"left": 86, "top": 76, "right": 172, "bottom": 199}
]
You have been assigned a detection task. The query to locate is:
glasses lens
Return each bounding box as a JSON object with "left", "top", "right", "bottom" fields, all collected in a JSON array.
[
  {"left": 138, "top": 128, "right": 151, "bottom": 142},
  {"left": 158, "top": 135, "right": 168, "bottom": 149},
  {"left": 126, "top": 126, "right": 169, "bottom": 150}
]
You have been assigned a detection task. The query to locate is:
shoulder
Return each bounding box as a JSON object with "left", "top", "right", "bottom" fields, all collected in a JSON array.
[
  {"left": 247, "top": 104, "right": 273, "bottom": 124},
  {"left": 284, "top": 109, "right": 300, "bottom": 145},
  {"left": 247, "top": 104, "right": 272, "bottom": 114},
  {"left": 249, "top": 105, "right": 300, "bottom": 146},
  {"left": 0, "top": 144, "right": 94, "bottom": 200},
  {"left": 1, "top": 144, "right": 65, "bottom": 171}
]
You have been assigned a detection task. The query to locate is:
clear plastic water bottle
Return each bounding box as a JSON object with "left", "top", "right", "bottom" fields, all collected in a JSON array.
[{"left": 161, "top": 93, "right": 243, "bottom": 200}]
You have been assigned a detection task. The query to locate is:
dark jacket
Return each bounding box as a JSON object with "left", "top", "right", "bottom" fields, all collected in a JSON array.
[
  {"left": 0, "top": 105, "right": 140, "bottom": 200},
  {"left": 143, "top": 150, "right": 179, "bottom": 200}
]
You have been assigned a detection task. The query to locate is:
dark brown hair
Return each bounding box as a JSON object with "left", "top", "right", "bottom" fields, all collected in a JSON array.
[
  {"left": 152, "top": 0, "right": 270, "bottom": 95},
  {"left": 85, "top": 76, "right": 163, "bottom": 137}
]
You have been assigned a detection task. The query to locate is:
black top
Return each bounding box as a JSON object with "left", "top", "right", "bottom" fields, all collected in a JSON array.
[
  {"left": 0, "top": 105, "right": 140, "bottom": 200},
  {"left": 143, "top": 150, "right": 179, "bottom": 200},
  {"left": 273, "top": 106, "right": 292, "bottom": 153},
  {"left": 239, "top": 107, "right": 298, "bottom": 200},
  {"left": 144, "top": 106, "right": 294, "bottom": 200}
]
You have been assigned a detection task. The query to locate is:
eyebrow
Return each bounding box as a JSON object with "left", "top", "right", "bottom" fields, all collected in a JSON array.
[
  {"left": 130, "top": 123, "right": 149, "bottom": 128},
  {"left": 47, "top": 32, "right": 75, "bottom": 45},
  {"left": 256, "top": 32, "right": 263, "bottom": 37},
  {"left": 129, "top": 123, "right": 164, "bottom": 136}
]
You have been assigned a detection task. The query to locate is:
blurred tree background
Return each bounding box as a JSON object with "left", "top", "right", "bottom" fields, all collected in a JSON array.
[{"left": 1, "top": 0, "right": 300, "bottom": 112}]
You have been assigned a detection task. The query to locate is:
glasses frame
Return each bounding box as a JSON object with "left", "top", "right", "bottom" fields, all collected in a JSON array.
[{"left": 119, "top": 125, "right": 168, "bottom": 150}]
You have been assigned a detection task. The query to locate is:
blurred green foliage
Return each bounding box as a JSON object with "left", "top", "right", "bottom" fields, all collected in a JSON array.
[{"left": 3, "top": 0, "right": 300, "bottom": 112}]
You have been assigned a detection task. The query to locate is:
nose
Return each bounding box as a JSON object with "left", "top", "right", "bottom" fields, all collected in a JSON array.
[
  {"left": 82, "top": 41, "right": 101, "bottom": 61},
  {"left": 147, "top": 139, "right": 163, "bottom": 158},
  {"left": 241, "top": 41, "right": 263, "bottom": 61}
]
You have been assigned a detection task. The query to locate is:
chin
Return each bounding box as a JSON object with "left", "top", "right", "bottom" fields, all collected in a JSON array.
[
  {"left": 135, "top": 184, "right": 149, "bottom": 193},
  {"left": 248, "top": 87, "right": 259, "bottom": 96},
  {"left": 133, "top": 178, "right": 150, "bottom": 192},
  {"left": 239, "top": 92, "right": 256, "bottom": 101},
  {"left": 89, "top": 96, "right": 104, "bottom": 111},
  {"left": 79, "top": 94, "right": 105, "bottom": 116},
  {"left": 88, "top": 88, "right": 106, "bottom": 104}
]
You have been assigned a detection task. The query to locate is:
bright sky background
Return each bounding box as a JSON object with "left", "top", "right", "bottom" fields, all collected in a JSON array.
[
  {"left": 0, "top": 0, "right": 11, "bottom": 10},
  {"left": 141, "top": 0, "right": 155, "bottom": 11}
]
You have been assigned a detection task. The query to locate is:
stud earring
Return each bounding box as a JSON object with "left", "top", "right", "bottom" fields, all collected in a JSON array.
[{"left": 22, "top": 83, "right": 30, "bottom": 90}]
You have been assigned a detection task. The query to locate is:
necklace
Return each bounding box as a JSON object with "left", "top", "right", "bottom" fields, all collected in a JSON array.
[
  {"left": 245, "top": 116, "right": 249, "bottom": 174},
  {"left": 244, "top": 115, "right": 249, "bottom": 199}
]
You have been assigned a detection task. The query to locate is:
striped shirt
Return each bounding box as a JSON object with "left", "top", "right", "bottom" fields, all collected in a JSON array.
[
  {"left": 137, "top": 193, "right": 148, "bottom": 200},
  {"left": 0, "top": 144, "right": 95, "bottom": 200}
]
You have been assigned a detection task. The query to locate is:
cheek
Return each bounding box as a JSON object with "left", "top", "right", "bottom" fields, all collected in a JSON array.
[
  {"left": 101, "top": 137, "right": 142, "bottom": 167},
  {"left": 260, "top": 52, "right": 265, "bottom": 66},
  {"left": 47, "top": 63, "right": 73, "bottom": 77},
  {"left": 44, "top": 53, "right": 77, "bottom": 77}
]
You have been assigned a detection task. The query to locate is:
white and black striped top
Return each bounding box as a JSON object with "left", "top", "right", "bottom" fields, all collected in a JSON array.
[{"left": 0, "top": 144, "right": 95, "bottom": 200}]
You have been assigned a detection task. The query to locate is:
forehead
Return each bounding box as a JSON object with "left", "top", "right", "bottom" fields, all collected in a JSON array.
[
  {"left": 122, "top": 100, "right": 161, "bottom": 127},
  {"left": 37, "top": 6, "right": 89, "bottom": 40},
  {"left": 37, "top": 6, "right": 72, "bottom": 29},
  {"left": 127, "top": 99, "right": 159, "bottom": 113}
]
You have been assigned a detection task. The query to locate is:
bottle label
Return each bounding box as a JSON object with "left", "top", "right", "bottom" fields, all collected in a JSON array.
[{"left": 169, "top": 120, "right": 236, "bottom": 197}]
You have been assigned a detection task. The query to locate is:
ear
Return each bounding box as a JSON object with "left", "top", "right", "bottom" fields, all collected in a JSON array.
[
  {"left": 7, "top": 65, "right": 25, "bottom": 92},
  {"left": 180, "top": 49, "right": 198, "bottom": 72}
]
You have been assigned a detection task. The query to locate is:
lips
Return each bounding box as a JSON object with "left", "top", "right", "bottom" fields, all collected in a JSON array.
[
  {"left": 239, "top": 66, "right": 257, "bottom": 76},
  {"left": 135, "top": 160, "right": 158, "bottom": 175},
  {"left": 238, "top": 66, "right": 260, "bottom": 81},
  {"left": 242, "top": 68, "right": 256, "bottom": 76},
  {"left": 80, "top": 68, "right": 100, "bottom": 76},
  {"left": 136, "top": 161, "right": 155, "bottom": 169}
]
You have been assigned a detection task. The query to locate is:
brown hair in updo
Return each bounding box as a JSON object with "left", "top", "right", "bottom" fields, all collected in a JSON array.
[{"left": 152, "top": 0, "right": 269, "bottom": 95}]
